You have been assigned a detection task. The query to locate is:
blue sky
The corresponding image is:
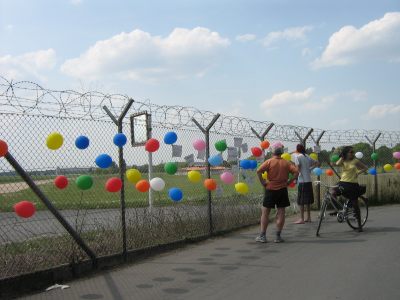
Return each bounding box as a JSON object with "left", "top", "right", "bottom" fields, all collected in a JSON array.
[{"left": 1, "top": 0, "right": 399, "bottom": 130}]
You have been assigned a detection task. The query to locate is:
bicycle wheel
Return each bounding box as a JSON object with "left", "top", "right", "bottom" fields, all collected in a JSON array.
[
  {"left": 316, "top": 200, "right": 327, "bottom": 236},
  {"left": 346, "top": 196, "right": 368, "bottom": 229}
]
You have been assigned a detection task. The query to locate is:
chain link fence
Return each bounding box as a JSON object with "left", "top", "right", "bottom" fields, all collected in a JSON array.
[{"left": 0, "top": 77, "right": 399, "bottom": 282}]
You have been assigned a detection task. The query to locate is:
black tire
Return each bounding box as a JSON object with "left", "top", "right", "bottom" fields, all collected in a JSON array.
[
  {"left": 316, "top": 201, "right": 327, "bottom": 236},
  {"left": 346, "top": 196, "right": 368, "bottom": 230}
]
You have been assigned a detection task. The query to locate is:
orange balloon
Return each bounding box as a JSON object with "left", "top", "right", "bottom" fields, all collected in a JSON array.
[
  {"left": 136, "top": 179, "right": 150, "bottom": 192},
  {"left": 0, "top": 140, "right": 8, "bottom": 157},
  {"left": 204, "top": 178, "right": 217, "bottom": 191},
  {"left": 395, "top": 163, "right": 400, "bottom": 170},
  {"left": 326, "top": 169, "right": 334, "bottom": 176},
  {"left": 260, "top": 140, "right": 270, "bottom": 150}
]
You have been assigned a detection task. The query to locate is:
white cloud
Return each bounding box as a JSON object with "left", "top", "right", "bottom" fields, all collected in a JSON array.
[
  {"left": 0, "top": 49, "right": 56, "bottom": 81},
  {"left": 260, "top": 87, "right": 343, "bottom": 118},
  {"left": 262, "top": 26, "right": 312, "bottom": 47},
  {"left": 313, "top": 12, "right": 400, "bottom": 68},
  {"left": 236, "top": 34, "right": 257, "bottom": 42},
  {"left": 364, "top": 104, "right": 400, "bottom": 119},
  {"left": 261, "top": 87, "right": 315, "bottom": 110},
  {"left": 61, "top": 27, "right": 230, "bottom": 81}
]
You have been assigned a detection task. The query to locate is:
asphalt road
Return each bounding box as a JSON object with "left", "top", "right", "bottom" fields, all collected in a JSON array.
[{"left": 21, "top": 205, "right": 400, "bottom": 300}]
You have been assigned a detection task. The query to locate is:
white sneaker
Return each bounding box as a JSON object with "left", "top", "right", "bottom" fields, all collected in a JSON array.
[{"left": 255, "top": 235, "right": 267, "bottom": 243}]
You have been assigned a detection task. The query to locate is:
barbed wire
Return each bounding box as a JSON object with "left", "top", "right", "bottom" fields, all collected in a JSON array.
[{"left": 1, "top": 76, "right": 399, "bottom": 145}]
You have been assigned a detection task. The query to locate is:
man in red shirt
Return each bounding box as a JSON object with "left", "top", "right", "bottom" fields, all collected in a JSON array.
[{"left": 255, "top": 142, "right": 299, "bottom": 243}]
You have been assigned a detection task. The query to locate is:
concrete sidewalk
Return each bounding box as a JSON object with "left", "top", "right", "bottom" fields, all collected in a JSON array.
[{"left": 21, "top": 205, "right": 400, "bottom": 300}]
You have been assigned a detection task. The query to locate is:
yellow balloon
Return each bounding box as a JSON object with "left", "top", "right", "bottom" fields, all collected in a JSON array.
[
  {"left": 126, "top": 169, "right": 141, "bottom": 183},
  {"left": 188, "top": 170, "right": 202, "bottom": 183},
  {"left": 383, "top": 164, "right": 393, "bottom": 172},
  {"left": 281, "top": 152, "right": 291, "bottom": 161},
  {"left": 46, "top": 132, "right": 64, "bottom": 150},
  {"left": 310, "top": 153, "right": 318, "bottom": 161},
  {"left": 235, "top": 182, "right": 249, "bottom": 195},
  {"left": 262, "top": 171, "right": 268, "bottom": 180}
]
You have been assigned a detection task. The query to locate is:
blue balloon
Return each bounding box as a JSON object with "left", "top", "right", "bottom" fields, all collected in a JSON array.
[
  {"left": 240, "top": 160, "right": 251, "bottom": 170},
  {"left": 164, "top": 132, "right": 178, "bottom": 145},
  {"left": 75, "top": 135, "right": 89, "bottom": 150},
  {"left": 208, "top": 155, "right": 223, "bottom": 166},
  {"left": 169, "top": 187, "right": 183, "bottom": 202},
  {"left": 368, "top": 168, "right": 377, "bottom": 175},
  {"left": 313, "top": 167, "right": 323, "bottom": 176},
  {"left": 113, "top": 133, "right": 127, "bottom": 147},
  {"left": 95, "top": 154, "right": 113, "bottom": 169},
  {"left": 249, "top": 160, "right": 258, "bottom": 170}
]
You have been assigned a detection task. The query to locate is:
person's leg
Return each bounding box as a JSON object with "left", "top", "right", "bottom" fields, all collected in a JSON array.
[
  {"left": 306, "top": 204, "right": 311, "bottom": 222},
  {"left": 256, "top": 206, "right": 271, "bottom": 242},
  {"left": 260, "top": 206, "right": 271, "bottom": 234},
  {"left": 276, "top": 207, "right": 286, "bottom": 231},
  {"left": 294, "top": 205, "right": 305, "bottom": 224},
  {"left": 352, "top": 197, "right": 362, "bottom": 232}
]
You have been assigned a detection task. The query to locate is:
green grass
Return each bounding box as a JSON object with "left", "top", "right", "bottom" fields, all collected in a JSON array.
[{"left": 0, "top": 172, "right": 267, "bottom": 211}]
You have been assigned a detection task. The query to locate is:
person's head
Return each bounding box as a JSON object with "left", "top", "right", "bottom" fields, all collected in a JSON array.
[
  {"left": 340, "top": 146, "right": 354, "bottom": 160},
  {"left": 296, "top": 144, "right": 306, "bottom": 155},
  {"left": 271, "top": 141, "right": 284, "bottom": 156}
]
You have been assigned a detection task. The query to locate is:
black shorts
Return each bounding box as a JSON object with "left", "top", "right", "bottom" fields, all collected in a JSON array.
[{"left": 263, "top": 188, "right": 290, "bottom": 208}]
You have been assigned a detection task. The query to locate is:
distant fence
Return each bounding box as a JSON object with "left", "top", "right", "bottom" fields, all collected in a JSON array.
[{"left": 0, "top": 76, "right": 399, "bottom": 290}]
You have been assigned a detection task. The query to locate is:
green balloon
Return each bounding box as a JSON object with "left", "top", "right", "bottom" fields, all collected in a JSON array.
[
  {"left": 330, "top": 154, "right": 340, "bottom": 163},
  {"left": 76, "top": 175, "right": 93, "bottom": 190},
  {"left": 371, "top": 152, "right": 378, "bottom": 161},
  {"left": 164, "top": 162, "right": 178, "bottom": 175},
  {"left": 215, "top": 140, "right": 227, "bottom": 152}
]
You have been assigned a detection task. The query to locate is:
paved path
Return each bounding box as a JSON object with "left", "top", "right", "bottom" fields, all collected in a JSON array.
[{"left": 21, "top": 205, "right": 400, "bottom": 300}]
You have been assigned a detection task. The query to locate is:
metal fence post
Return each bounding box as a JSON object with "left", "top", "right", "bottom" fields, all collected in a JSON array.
[
  {"left": 3, "top": 151, "right": 97, "bottom": 267},
  {"left": 365, "top": 133, "right": 381, "bottom": 202},
  {"left": 250, "top": 123, "right": 275, "bottom": 160},
  {"left": 192, "top": 114, "right": 221, "bottom": 236},
  {"left": 311, "top": 131, "right": 326, "bottom": 209},
  {"left": 103, "top": 99, "right": 134, "bottom": 260}
]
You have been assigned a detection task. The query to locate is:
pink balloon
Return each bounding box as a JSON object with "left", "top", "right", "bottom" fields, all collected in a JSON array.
[
  {"left": 220, "top": 171, "right": 234, "bottom": 184},
  {"left": 271, "top": 141, "right": 284, "bottom": 149},
  {"left": 193, "top": 139, "right": 206, "bottom": 151},
  {"left": 393, "top": 152, "right": 400, "bottom": 160}
]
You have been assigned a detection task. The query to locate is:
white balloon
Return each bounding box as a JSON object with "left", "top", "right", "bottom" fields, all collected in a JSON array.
[
  {"left": 355, "top": 152, "right": 363, "bottom": 159},
  {"left": 150, "top": 177, "right": 165, "bottom": 191}
]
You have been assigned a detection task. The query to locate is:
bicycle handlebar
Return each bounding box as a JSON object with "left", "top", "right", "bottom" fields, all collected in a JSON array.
[{"left": 313, "top": 181, "right": 339, "bottom": 189}]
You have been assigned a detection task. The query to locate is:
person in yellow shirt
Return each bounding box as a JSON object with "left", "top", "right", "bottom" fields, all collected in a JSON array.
[{"left": 336, "top": 146, "right": 368, "bottom": 232}]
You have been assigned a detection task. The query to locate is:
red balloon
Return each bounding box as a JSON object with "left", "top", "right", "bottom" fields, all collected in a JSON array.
[
  {"left": 251, "top": 147, "right": 263, "bottom": 157},
  {"left": 14, "top": 201, "right": 36, "bottom": 218},
  {"left": 204, "top": 179, "right": 217, "bottom": 191},
  {"left": 136, "top": 179, "right": 150, "bottom": 192},
  {"left": 326, "top": 169, "right": 334, "bottom": 176},
  {"left": 106, "top": 177, "right": 122, "bottom": 193},
  {"left": 54, "top": 175, "right": 69, "bottom": 189},
  {"left": 260, "top": 140, "right": 270, "bottom": 150},
  {"left": 395, "top": 163, "right": 400, "bottom": 170},
  {"left": 145, "top": 138, "right": 160, "bottom": 152},
  {"left": 0, "top": 140, "right": 8, "bottom": 157}
]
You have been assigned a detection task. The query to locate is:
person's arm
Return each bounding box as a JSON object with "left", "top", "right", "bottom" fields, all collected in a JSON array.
[
  {"left": 308, "top": 156, "right": 320, "bottom": 169},
  {"left": 336, "top": 157, "right": 344, "bottom": 166},
  {"left": 355, "top": 159, "right": 368, "bottom": 175},
  {"left": 288, "top": 163, "right": 299, "bottom": 186},
  {"left": 256, "top": 160, "right": 269, "bottom": 187}
]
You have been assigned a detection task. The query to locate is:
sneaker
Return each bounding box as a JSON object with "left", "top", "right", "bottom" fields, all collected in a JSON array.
[
  {"left": 274, "top": 236, "right": 285, "bottom": 243},
  {"left": 255, "top": 235, "right": 267, "bottom": 243}
]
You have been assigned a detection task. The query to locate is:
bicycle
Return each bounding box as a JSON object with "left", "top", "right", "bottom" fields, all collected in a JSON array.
[{"left": 315, "top": 181, "right": 368, "bottom": 237}]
